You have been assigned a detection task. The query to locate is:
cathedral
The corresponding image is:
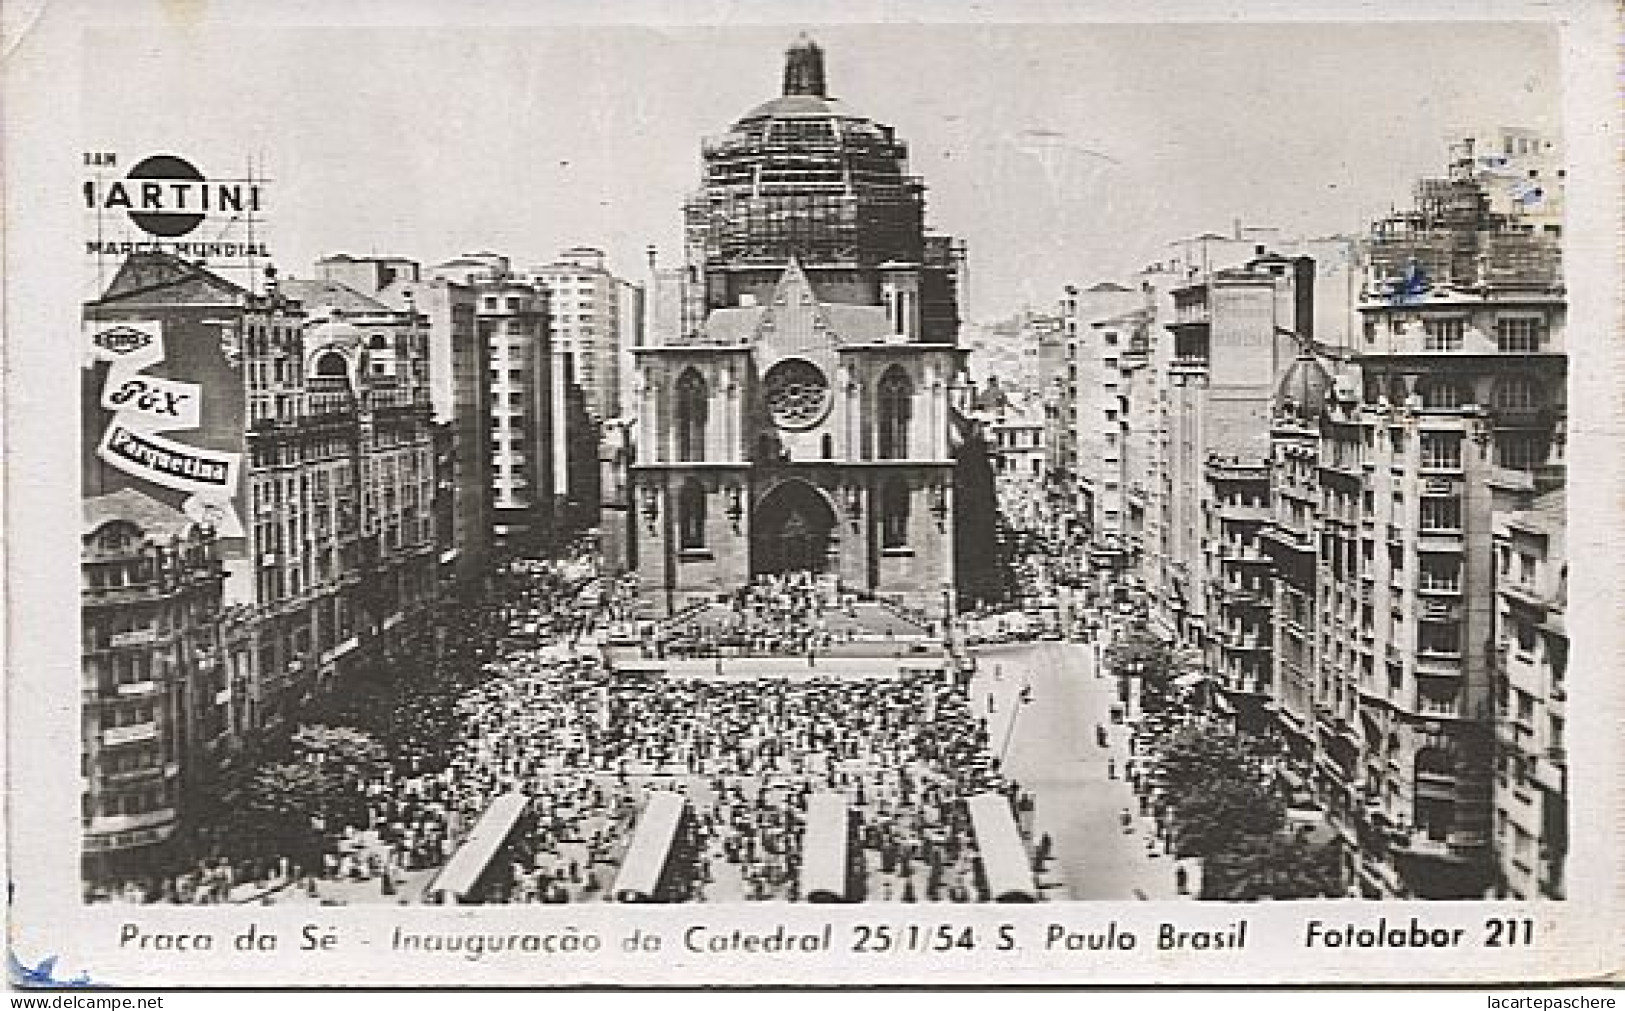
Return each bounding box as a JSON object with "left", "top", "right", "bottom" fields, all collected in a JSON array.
[{"left": 628, "top": 37, "right": 999, "bottom": 619}]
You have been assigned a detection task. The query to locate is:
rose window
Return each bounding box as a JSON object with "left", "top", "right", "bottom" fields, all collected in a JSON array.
[{"left": 763, "top": 358, "right": 831, "bottom": 430}]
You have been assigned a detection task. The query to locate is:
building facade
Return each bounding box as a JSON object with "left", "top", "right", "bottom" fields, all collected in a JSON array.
[
  {"left": 630, "top": 38, "right": 995, "bottom": 618},
  {"left": 81, "top": 490, "right": 226, "bottom": 883},
  {"left": 82, "top": 253, "right": 441, "bottom": 877},
  {"left": 1244, "top": 142, "right": 1567, "bottom": 898},
  {"left": 526, "top": 246, "right": 644, "bottom": 425},
  {"left": 1490, "top": 490, "right": 1567, "bottom": 900},
  {"left": 318, "top": 253, "right": 495, "bottom": 592}
]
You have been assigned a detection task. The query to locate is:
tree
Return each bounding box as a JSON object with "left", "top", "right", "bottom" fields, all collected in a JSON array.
[
  {"left": 292, "top": 723, "right": 385, "bottom": 780},
  {"left": 211, "top": 759, "right": 328, "bottom": 866},
  {"left": 1169, "top": 776, "right": 1284, "bottom": 858},
  {"left": 1199, "top": 834, "right": 1347, "bottom": 901},
  {"left": 1104, "top": 630, "right": 1178, "bottom": 709},
  {"left": 289, "top": 723, "right": 386, "bottom": 829},
  {"left": 1155, "top": 725, "right": 1262, "bottom": 799}
]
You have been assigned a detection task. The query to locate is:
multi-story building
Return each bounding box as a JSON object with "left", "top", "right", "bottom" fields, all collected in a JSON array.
[
  {"left": 985, "top": 396, "right": 1046, "bottom": 479},
  {"left": 80, "top": 490, "right": 226, "bottom": 884},
  {"left": 1260, "top": 354, "right": 1336, "bottom": 775},
  {"left": 1490, "top": 490, "right": 1567, "bottom": 900},
  {"left": 525, "top": 246, "right": 644, "bottom": 424},
  {"left": 1252, "top": 142, "right": 1567, "bottom": 899},
  {"left": 464, "top": 267, "right": 558, "bottom": 556},
  {"left": 1079, "top": 297, "right": 1153, "bottom": 590},
  {"left": 1040, "top": 300, "right": 1079, "bottom": 508},
  {"left": 82, "top": 253, "right": 441, "bottom": 876},
  {"left": 1159, "top": 249, "right": 1313, "bottom": 672},
  {"left": 317, "top": 254, "right": 493, "bottom": 592}
]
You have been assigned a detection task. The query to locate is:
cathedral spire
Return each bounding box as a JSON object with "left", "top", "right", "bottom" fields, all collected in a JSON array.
[{"left": 782, "top": 35, "right": 826, "bottom": 97}]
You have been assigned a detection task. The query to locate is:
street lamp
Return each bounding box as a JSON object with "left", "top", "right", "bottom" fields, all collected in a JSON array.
[{"left": 998, "top": 683, "right": 1035, "bottom": 765}]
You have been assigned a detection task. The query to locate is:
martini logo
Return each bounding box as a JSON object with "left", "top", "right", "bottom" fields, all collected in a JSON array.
[{"left": 83, "top": 153, "right": 262, "bottom": 239}]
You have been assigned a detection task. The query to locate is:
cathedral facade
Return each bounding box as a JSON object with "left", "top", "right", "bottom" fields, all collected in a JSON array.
[{"left": 629, "top": 38, "right": 997, "bottom": 619}]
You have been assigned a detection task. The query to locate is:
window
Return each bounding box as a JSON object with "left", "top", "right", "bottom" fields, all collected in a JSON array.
[
  {"left": 1419, "top": 432, "right": 1462, "bottom": 470},
  {"left": 1419, "top": 380, "right": 1464, "bottom": 411},
  {"left": 1514, "top": 620, "right": 1537, "bottom": 656},
  {"left": 1497, "top": 318, "right": 1544, "bottom": 353},
  {"left": 675, "top": 368, "right": 708, "bottom": 462},
  {"left": 1420, "top": 497, "right": 1461, "bottom": 531},
  {"left": 678, "top": 479, "right": 706, "bottom": 550},
  {"left": 763, "top": 359, "right": 830, "bottom": 429},
  {"left": 1494, "top": 376, "right": 1541, "bottom": 412},
  {"left": 1418, "top": 621, "right": 1460, "bottom": 655},
  {"left": 877, "top": 366, "right": 913, "bottom": 460},
  {"left": 1419, "top": 557, "right": 1460, "bottom": 591},
  {"left": 1496, "top": 433, "right": 1545, "bottom": 471},
  {"left": 1423, "top": 318, "right": 1464, "bottom": 351},
  {"left": 880, "top": 479, "right": 910, "bottom": 549}
]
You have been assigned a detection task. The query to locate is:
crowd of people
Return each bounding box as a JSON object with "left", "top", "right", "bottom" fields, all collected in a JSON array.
[
  {"left": 652, "top": 572, "right": 934, "bottom": 659},
  {"left": 387, "top": 653, "right": 1029, "bottom": 903},
  {"left": 95, "top": 537, "right": 1041, "bottom": 905}
]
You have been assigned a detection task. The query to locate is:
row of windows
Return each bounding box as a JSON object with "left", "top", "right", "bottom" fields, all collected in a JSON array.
[
  {"left": 1365, "top": 316, "right": 1549, "bottom": 352},
  {"left": 672, "top": 365, "right": 915, "bottom": 461},
  {"left": 675, "top": 481, "right": 911, "bottom": 551}
]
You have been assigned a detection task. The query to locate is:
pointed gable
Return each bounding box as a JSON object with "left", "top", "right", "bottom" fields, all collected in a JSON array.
[
  {"left": 90, "top": 250, "right": 248, "bottom": 308},
  {"left": 754, "top": 259, "right": 838, "bottom": 362}
]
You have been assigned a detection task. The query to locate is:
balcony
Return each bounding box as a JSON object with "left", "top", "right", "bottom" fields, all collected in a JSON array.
[
  {"left": 1221, "top": 630, "right": 1269, "bottom": 653},
  {"left": 1260, "top": 524, "right": 1313, "bottom": 556},
  {"left": 1414, "top": 652, "right": 1464, "bottom": 677},
  {"left": 1221, "top": 582, "right": 1269, "bottom": 608},
  {"left": 1416, "top": 529, "right": 1465, "bottom": 553},
  {"left": 1413, "top": 695, "right": 1465, "bottom": 720},
  {"left": 103, "top": 722, "right": 159, "bottom": 747},
  {"left": 1417, "top": 580, "right": 1462, "bottom": 598},
  {"left": 1501, "top": 581, "right": 1550, "bottom": 615},
  {"left": 1220, "top": 544, "right": 1272, "bottom": 565},
  {"left": 106, "top": 626, "right": 160, "bottom": 649},
  {"left": 1417, "top": 598, "right": 1462, "bottom": 622}
]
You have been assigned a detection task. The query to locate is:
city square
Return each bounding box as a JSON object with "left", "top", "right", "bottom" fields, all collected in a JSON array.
[{"left": 73, "top": 24, "right": 1568, "bottom": 910}]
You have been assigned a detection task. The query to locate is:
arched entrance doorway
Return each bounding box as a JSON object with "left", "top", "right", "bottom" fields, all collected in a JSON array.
[{"left": 751, "top": 480, "right": 837, "bottom": 576}]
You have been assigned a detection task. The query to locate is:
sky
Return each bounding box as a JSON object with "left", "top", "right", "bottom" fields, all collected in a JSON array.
[{"left": 78, "top": 19, "right": 1561, "bottom": 323}]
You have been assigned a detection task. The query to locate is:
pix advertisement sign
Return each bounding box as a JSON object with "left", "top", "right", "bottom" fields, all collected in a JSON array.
[{"left": 95, "top": 422, "right": 240, "bottom": 499}]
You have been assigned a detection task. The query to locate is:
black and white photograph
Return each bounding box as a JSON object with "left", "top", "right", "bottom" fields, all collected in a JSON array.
[{"left": 5, "top": 0, "right": 1622, "bottom": 989}]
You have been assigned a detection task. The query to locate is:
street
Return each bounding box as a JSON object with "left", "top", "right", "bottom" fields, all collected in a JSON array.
[{"left": 970, "top": 638, "right": 1187, "bottom": 901}]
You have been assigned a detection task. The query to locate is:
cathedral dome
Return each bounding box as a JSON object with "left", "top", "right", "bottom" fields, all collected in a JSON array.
[
  {"left": 1276, "top": 353, "right": 1333, "bottom": 422},
  {"left": 715, "top": 38, "right": 900, "bottom": 156},
  {"left": 697, "top": 36, "right": 926, "bottom": 271}
]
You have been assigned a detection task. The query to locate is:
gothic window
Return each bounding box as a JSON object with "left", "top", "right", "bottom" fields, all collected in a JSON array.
[
  {"left": 880, "top": 478, "right": 910, "bottom": 549},
  {"left": 678, "top": 479, "right": 706, "bottom": 550},
  {"left": 675, "top": 368, "right": 708, "bottom": 462},
  {"left": 877, "top": 366, "right": 913, "bottom": 460},
  {"left": 763, "top": 358, "right": 830, "bottom": 429}
]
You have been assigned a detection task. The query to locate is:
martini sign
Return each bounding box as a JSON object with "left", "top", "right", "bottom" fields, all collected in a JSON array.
[{"left": 83, "top": 152, "right": 271, "bottom": 261}]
